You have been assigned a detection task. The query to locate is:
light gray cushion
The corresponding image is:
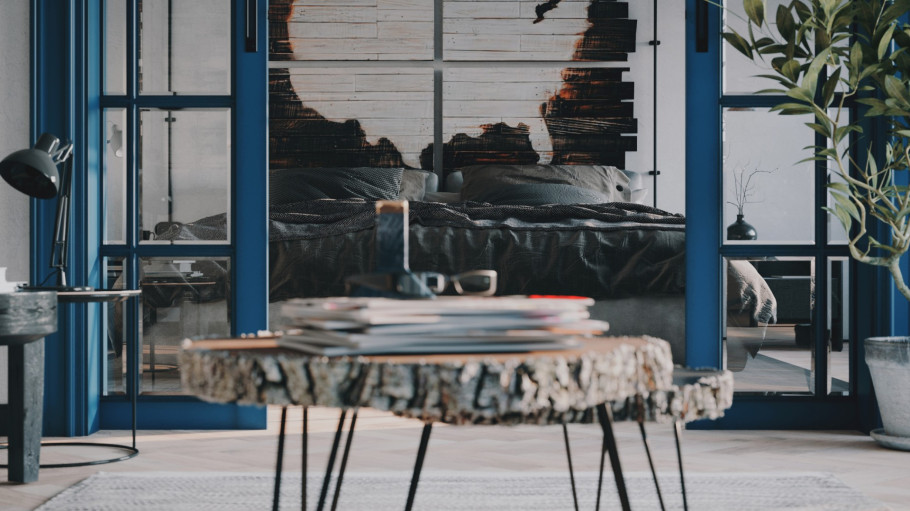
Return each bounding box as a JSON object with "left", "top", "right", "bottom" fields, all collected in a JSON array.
[{"left": 399, "top": 169, "right": 439, "bottom": 201}]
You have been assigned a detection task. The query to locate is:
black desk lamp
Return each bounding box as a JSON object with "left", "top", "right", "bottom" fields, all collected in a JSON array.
[{"left": 0, "top": 132, "right": 92, "bottom": 291}]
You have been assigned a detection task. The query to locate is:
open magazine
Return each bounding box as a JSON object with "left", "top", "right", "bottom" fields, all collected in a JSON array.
[{"left": 277, "top": 295, "right": 606, "bottom": 356}]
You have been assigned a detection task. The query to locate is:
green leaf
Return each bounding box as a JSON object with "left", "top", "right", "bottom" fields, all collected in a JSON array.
[
  {"left": 883, "top": 75, "right": 910, "bottom": 108},
  {"left": 770, "top": 102, "right": 815, "bottom": 115},
  {"left": 785, "top": 86, "right": 814, "bottom": 104},
  {"left": 776, "top": 4, "right": 795, "bottom": 42},
  {"left": 821, "top": 67, "right": 841, "bottom": 107},
  {"left": 781, "top": 60, "right": 801, "bottom": 82},
  {"left": 744, "top": 0, "right": 765, "bottom": 28},
  {"left": 879, "top": 24, "right": 896, "bottom": 60},
  {"left": 807, "top": 122, "right": 832, "bottom": 138},
  {"left": 723, "top": 32, "right": 753, "bottom": 59}
]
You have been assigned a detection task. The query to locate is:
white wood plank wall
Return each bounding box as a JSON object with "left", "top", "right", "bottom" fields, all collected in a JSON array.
[
  {"left": 282, "top": 67, "right": 434, "bottom": 168},
  {"left": 279, "top": 0, "right": 434, "bottom": 60},
  {"left": 443, "top": 0, "right": 590, "bottom": 61}
]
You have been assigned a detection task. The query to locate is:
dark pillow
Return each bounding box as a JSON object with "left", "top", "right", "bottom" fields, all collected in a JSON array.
[
  {"left": 269, "top": 167, "right": 403, "bottom": 205},
  {"left": 470, "top": 183, "right": 612, "bottom": 206},
  {"left": 459, "top": 164, "right": 631, "bottom": 203}
]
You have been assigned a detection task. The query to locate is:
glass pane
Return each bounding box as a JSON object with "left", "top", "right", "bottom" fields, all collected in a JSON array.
[
  {"left": 725, "top": 257, "right": 814, "bottom": 394},
  {"left": 104, "top": 0, "right": 127, "bottom": 94},
  {"left": 723, "top": 108, "right": 815, "bottom": 244},
  {"left": 828, "top": 257, "right": 851, "bottom": 395},
  {"left": 140, "top": 257, "right": 231, "bottom": 395},
  {"left": 104, "top": 108, "right": 127, "bottom": 244},
  {"left": 271, "top": 0, "right": 433, "bottom": 61},
  {"left": 139, "top": 109, "right": 230, "bottom": 243},
  {"left": 723, "top": 0, "right": 790, "bottom": 95},
  {"left": 104, "top": 257, "right": 128, "bottom": 396},
  {"left": 139, "top": 0, "right": 231, "bottom": 95}
]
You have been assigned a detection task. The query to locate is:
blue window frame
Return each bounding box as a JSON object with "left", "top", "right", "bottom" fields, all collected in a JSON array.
[
  {"left": 31, "top": 0, "right": 267, "bottom": 434},
  {"left": 685, "top": 0, "right": 881, "bottom": 430}
]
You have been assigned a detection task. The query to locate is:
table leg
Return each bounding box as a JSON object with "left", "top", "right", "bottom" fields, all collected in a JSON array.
[
  {"left": 405, "top": 422, "right": 433, "bottom": 511},
  {"left": 561, "top": 423, "right": 580, "bottom": 511},
  {"left": 636, "top": 397, "right": 666, "bottom": 511},
  {"left": 7, "top": 340, "right": 44, "bottom": 483},
  {"left": 272, "top": 406, "right": 288, "bottom": 511},
  {"left": 674, "top": 420, "right": 689, "bottom": 511},
  {"left": 316, "top": 410, "right": 348, "bottom": 511},
  {"left": 302, "top": 407, "right": 308, "bottom": 511},
  {"left": 596, "top": 403, "right": 631, "bottom": 511},
  {"left": 330, "top": 408, "right": 358, "bottom": 511}
]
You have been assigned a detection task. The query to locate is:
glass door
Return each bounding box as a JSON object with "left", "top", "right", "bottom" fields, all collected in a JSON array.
[
  {"left": 685, "top": 0, "right": 868, "bottom": 428},
  {"left": 98, "top": 0, "right": 267, "bottom": 428}
]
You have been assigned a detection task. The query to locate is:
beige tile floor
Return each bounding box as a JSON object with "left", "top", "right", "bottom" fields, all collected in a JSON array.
[{"left": 2, "top": 406, "right": 909, "bottom": 510}]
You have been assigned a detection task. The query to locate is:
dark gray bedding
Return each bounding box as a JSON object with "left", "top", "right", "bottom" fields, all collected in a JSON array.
[{"left": 161, "top": 200, "right": 687, "bottom": 302}]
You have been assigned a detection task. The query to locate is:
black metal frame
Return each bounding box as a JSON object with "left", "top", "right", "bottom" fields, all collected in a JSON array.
[
  {"left": 562, "top": 408, "right": 690, "bottom": 511},
  {"left": 270, "top": 402, "right": 646, "bottom": 511}
]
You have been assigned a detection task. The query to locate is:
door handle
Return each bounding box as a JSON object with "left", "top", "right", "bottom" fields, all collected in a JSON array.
[
  {"left": 245, "top": 0, "right": 258, "bottom": 52},
  {"left": 695, "top": 0, "right": 709, "bottom": 53}
]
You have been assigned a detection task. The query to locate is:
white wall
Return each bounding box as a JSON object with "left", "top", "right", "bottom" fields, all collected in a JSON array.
[{"left": 0, "top": 0, "right": 30, "bottom": 404}]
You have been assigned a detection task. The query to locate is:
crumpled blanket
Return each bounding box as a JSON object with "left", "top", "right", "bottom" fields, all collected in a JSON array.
[{"left": 727, "top": 259, "right": 778, "bottom": 327}]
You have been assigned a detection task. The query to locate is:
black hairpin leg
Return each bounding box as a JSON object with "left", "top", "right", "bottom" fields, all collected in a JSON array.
[
  {"left": 317, "top": 410, "right": 348, "bottom": 511},
  {"left": 596, "top": 403, "right": 631, "bottom": 511},
  {"left": 273, "top": 406, "right": 288, "bottom": 511},
  {"left": 405, "top": 422, "right": 433, "bottom": 511},
  {"left": 674, "top": 420, "right": 689, "bottom": 511},
  {"left": 636, "top": 413, "right": 666, "bottom": 510},
  {"left": 562, "top": 423, "right": 580, "bottom": 511},
  {"left": 302, "top": 407, "right": 308, "bottom": 511},
  {"left": 330, "top": 408, "right": 359, "bottom": 511}
]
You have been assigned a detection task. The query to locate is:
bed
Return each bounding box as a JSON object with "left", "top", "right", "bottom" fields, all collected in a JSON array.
[{"left": 143, "top": 164, "right": 778, "bottom": 367}]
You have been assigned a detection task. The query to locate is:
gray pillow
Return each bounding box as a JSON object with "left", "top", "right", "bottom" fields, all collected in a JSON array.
[
  {"left": 399, "top": 169, "right": 439, "bottom": 201},
  {"left": 459, "top": 164, "right": 632, "bottom": 203},
  {"left": 469, "top": 183, "right": 612, "bottom": 206},
  {"left": 269, "top": 167, "right": 403, "bottom": 205}
]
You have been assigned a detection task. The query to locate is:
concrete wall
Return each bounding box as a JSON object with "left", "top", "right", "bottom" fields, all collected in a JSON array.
[{"left": 0, "top": 0, "right": 30, "bottom": 404}]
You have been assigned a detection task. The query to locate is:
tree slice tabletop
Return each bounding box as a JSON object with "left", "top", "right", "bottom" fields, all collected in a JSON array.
[{"left": 180, "top": 335, "right": 675, "bottom": 425}]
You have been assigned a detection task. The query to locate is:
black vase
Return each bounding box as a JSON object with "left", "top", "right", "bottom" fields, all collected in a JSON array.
[{"left": 727, "top": 214, "right": 757, "bottom": 240}]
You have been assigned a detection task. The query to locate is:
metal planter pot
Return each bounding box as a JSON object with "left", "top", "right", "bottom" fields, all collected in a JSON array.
[{"left": 865, "top": 337, "right": 910, "bottom": 451}]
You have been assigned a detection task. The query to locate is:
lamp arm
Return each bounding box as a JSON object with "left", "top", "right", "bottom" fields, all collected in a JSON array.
[
  {"left": 50, "top": 152, "right": 73, "bottom": 287},
  {"left": 50, "top": 143, "right": 73, "bottom": 165}
]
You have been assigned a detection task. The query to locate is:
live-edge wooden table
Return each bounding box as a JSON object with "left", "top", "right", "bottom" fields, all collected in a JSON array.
[{"left": 181, "top": 335, "right": 675, "bottom": 511}]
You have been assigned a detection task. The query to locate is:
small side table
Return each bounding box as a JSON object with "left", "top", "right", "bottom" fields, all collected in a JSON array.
[
  {"left": 41, "top": 289, "right": 144, "bottom": 467},
  {"left": 0, "top": 290, "right": 57, "bottom": 483}
]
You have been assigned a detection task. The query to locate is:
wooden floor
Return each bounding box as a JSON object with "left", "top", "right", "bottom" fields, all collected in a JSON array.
[{"left": 2, "top": 406, "right": 908, "bottom": 510}]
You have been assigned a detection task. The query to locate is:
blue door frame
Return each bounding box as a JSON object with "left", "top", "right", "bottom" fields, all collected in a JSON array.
[
  {"left": 684, "top": 0, "right": 882, "bottom": 431},
  {"left": 29, "top": 0, "right": 267, "bottom": 435}
]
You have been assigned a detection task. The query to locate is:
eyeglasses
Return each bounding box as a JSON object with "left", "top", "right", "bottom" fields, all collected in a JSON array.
[
  {"left": 418, "top": 270, "right": 497, "bottom": 296},
  {"left": 345, "top": 270, "right": 497, "bottom": 298}
]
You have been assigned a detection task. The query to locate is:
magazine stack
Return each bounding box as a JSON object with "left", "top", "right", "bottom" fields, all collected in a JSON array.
[{"left": 276, "top": 295, "right": 608, "bottom": 356}]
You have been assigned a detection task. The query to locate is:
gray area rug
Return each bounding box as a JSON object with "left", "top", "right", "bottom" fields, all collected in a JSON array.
[{"left": 37, "top": 471, "right": 889, "bottom": 511}]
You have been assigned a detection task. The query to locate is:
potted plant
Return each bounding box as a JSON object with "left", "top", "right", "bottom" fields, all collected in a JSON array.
[{"left": 720, "top": 0, "right": 910, "bottom": 450}]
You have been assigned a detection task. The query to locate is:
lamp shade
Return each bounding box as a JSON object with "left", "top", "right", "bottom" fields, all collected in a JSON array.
[{"left": 0, "top": 134, "right": 61, "bottom": 199}]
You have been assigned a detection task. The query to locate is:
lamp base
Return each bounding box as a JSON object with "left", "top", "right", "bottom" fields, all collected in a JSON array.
[{"left": 19, "top": 285, "right": 95, "bottom": 292}]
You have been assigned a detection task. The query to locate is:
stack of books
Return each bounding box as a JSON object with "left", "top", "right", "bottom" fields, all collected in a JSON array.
[{"left": 276, "top": 295, "right": 608, "bottom": 356}]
